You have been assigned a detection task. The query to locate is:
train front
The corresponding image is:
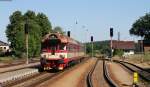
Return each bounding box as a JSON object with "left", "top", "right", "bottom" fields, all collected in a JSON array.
[{"left": 40, "top": 33, "right": 67, "bottom": 70}]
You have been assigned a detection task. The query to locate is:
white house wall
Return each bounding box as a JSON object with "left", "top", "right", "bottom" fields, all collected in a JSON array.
[{"left": 0, "top": 46, "right": 9, "bottom": 52}]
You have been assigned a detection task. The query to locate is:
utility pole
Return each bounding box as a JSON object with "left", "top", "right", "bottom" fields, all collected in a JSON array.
[
  {"left": 85, "top": 29, "right": 88, "bottom": 55},
  {"left": 25, "top": 19, "right": 29, "bottom": 64},
  {"left": 141, "top": 29, "right": 144, "bottom": 62},
  {"left": 110, "top": 28, "right": 113, "bottom": 58},
  {"left": 118, "top": 32, "right": 120, "bottom": 41},
  {"left": 85, "top": 29, "right": 88, "bottom": 53}
]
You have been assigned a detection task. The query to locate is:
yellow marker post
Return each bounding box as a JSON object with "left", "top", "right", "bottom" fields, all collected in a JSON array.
[{"left": 133, "top": 72, "right": 138, "bottom": 86}]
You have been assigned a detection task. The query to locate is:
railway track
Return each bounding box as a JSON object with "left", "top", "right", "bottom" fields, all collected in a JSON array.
[
  {"left": 0, "top": 68, "right": 39, "bottom": 87},
  {"left": 1, "top": 57, "right": 88, "bottom": 87},
  {"left": 10, "top": 72, "right": 59, "bottom": 87},
  {"left": 0, "top": 62, "right": 24, "bottom": 68},
  {"left": 0, "top": 62, "right": 40, "bottom": 73},
  {"left": 103, "top": 60, "right": 118, "bottom": 87},
  {"left": 87, "top": 59, "right": 119, "bottom": 87},
  {"left": 0, "top": 60, "right": 39, "bottom": 68},
  {"left": 2, "top": 67, "right": 69, "bottom": 87},
  {"left": 114, "top": 60, "right": 150, "bottom": 82},
  {"left": 86, "top": 59, "right": 99, "bottom": 87}
]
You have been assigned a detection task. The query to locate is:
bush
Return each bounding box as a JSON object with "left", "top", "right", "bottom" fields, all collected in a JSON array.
[
  {"left": 113, "top": 49, "right": 124, "bottom": 57},
  {"left": 143, "top": 53, "right": 150, "bottom": 61}
]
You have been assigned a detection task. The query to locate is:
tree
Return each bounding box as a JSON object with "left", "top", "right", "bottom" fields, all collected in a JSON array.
[
  {"left": 6, "top": 10, "right": 52, "bottom": 58},
  {"left": 85, "top": 41, "right": 111, "bottom": 55},
  {"left": 53, "top": 26, "right": 64, "bottom": 34},
  {"left": 130, "top": 13, "right": 150, "bottom": 40},
  {"left": 23, "top": 11, "right": 42, "bottom": 57},
  {"left": 36, "top": 13, "right": 52, "bottom": 36},
  {"left": 6, "top": 11, "right": 25, "bottom": 57}
]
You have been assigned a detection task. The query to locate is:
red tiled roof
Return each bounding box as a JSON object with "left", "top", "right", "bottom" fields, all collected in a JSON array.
[
  {"left": 111, "top": 40, "right": 135, "bottom": 50},
  {"left": 0, "top": 40, "right": 9, "bottom": 46}
]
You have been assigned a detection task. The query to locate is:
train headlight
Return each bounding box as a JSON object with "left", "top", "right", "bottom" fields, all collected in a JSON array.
[{"left": 41, "top": 54, "right": 46, "bottom": 58}]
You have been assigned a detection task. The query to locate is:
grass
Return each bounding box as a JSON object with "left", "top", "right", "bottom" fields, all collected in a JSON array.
[
  {"left": 0, "top": 56, "right": 40, "bottom": 63},
  {"left": 143, "top": 53, "right": 150, "bottom": 62},
  {"left": 0, "top": 56, "right": 18, "bottom": 63},
  {"left": 125, "top": 53, "right": 150, "bottom": 63}
]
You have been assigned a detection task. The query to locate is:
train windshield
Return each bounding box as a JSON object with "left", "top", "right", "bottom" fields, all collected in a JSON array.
[
  {"left": 41, "top": 39, "right": 60, "bottom": 51},
  {"left": 41, "top": 39, "right": 66, "bottom": 52}
]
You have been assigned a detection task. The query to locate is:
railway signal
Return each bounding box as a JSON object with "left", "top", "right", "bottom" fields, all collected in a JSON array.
[
  {"left": 91, "top": 36, "right": 93, "bottom": 42},
  {"left": 67, "top": 31, "right": 70, "bottom": 37},
  {"left": 110, "top": 28, "right": 113, "bottom": 37},
  {"left": 91, "top": 36, "right": 93, "bottom": 58},
  {"left": 110, "top": 28, "right": 113, "bottom": 58}
]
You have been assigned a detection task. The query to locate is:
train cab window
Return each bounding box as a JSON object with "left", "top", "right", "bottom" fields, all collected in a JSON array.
[{"left": 41, "top": 41, "right": 59, "bottom": 52}]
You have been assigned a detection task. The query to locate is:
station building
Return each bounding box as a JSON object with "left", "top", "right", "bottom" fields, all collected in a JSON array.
[
  {"left": 111, "top": 40, "right": 135, "bottom": 56},
  {"left": 0, "top": 40, "right": 10, "bottom": 53}
]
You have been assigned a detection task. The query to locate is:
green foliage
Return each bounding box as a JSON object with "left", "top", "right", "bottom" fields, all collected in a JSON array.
[
  {"left": 6, "top": 10, "right": 52, "bottom": 58},
  {"left": 0, "top": 57, "right": 14, "bottom": 62},
  {"left": 113, "top": 49, "right": 124, "bottom": 57},
  {"left": 85, "top": 41, "right": 110, "bottom": 56},
  {"left": 86, "top": 43, "right": 92, "bottom": 54},
  {"left": 130, "top": 13, "right": 150, "bottom": 40},
  {"left": 98, "top": 41, "right": 110, "bottom": 55},
  {"left": 53, "top": 26, "right": 64, "bottom": 34},
  {"left": 143, "top": 53, "right": 150, "bottom": 61},
  {"left": 36, "top": 13, "right": 52, "bottom": 36},
  {"left": 27, "top": 20, "right": 41, "bottom": 57}
]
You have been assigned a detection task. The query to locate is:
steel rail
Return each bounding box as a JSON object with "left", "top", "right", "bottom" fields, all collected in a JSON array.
[
  {"left": 87, "top": 59, "right": 99, "bottom": 87},
  {"left": 103, "top": 60, "right": 118, "bottom": 87},
  {"left": 114, "top": 60, "right": 150, "bottom": 82}
]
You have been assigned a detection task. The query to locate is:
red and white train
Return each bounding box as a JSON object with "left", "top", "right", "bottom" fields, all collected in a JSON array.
[{"left": 40, "top": 33, "right": 85, "bottom": 71}]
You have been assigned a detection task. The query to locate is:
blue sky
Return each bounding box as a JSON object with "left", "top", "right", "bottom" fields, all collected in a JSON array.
[{"left": 0, "top": 0, "right": 150, "bottom": 42}]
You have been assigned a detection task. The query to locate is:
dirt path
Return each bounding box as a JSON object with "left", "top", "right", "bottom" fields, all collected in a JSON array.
[
  {"left": 37, "top": 58, "right": 97, "bottom": 87},
  {"left": 107, "top": 62, "right": 133, "bottom": 87},
  {"left": 92, "top": 60, "right": 109, "bottom": 87}
]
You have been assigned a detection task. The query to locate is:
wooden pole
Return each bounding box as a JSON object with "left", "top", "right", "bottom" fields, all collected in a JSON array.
[
  {"left": 25, "top": 20, "right": 29, "bottom": 64},
  {"left": 26, "top": 34, "right": 28, "bottom": 64},
  {"left": 110, "top": 36, "right": 113, "bottom": 58}
]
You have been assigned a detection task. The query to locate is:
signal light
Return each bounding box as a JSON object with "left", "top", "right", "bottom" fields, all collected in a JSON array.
[
  {"left": 110, "top": 28, "right": 113, "bottom": 37},
  {"left": 67, "top": 31, "right": 70, "bottom": 37},
  {"left": 91, "top": 36, "right": 93, "bottom": 42}
]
